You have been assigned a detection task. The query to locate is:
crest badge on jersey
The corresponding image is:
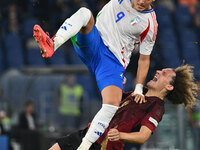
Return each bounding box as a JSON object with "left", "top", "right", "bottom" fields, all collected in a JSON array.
[{"left": 130, "top": 16, "right": 141, "bottom": 26}]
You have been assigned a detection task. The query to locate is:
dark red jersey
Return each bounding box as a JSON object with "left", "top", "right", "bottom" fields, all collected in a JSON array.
[{"left": 97, "top": 90, "right": 165, "bottom": 150}]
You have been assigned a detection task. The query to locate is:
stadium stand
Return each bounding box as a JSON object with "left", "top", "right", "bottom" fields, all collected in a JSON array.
[{"left": 4, "top": 32, "right": 24, "bottom": 69}]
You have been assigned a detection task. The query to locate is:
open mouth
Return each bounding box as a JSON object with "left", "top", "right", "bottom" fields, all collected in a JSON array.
[{"left": 152, "top": 76, "right": 158, "bottom": 82}]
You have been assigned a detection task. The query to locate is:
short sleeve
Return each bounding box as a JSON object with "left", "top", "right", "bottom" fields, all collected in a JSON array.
[
  {"left": 141, "top": 104, "right": 164, "bottom": 133},
  {"left": 139, "top": 39, "right": 155, "bottom": 55},
  {"left": 139, "top": 15, "right": 158, "bottom": 55}
]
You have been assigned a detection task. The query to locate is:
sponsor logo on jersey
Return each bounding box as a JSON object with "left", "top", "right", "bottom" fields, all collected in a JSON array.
[
  {"left": 120, "top": 100, "right": 130, "bottom": 108},
  {"left": 130, "top": 16, "right": 141, "bottom": 26}
]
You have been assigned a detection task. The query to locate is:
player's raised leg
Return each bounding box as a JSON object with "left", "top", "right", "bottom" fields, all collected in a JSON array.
[{"left": 33, "top": 7, "right": 93, "bottom": 58}]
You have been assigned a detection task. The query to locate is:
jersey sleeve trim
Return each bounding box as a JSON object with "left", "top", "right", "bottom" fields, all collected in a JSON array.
[
  {"left": 141, "top": 8, "right": 154, "bottom": 14},
  {"left": 150, "top": 11, "right": 158, "bottom": 41},
  {"left": 149, "top": 117, "right": 158, "bottom": 127},
  {"left": 141, "top": 121, "right": 155, "bottom": 133}
]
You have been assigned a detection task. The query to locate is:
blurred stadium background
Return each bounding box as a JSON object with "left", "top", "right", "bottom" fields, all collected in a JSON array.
[{"left": 0, "top": 0, "right": 200, "bottom": 150}]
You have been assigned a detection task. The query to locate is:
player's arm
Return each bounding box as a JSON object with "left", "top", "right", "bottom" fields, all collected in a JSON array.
[
  {"left": 134, "top": 16, "right": 157, "bottom": 103},
  {"left": 133, "top": 54, "right": 150, "bottom": 103},
  {"left": 136, "top": 54, "right": 150, "bottom": 85},
  {"left": 108, "top": 125, "right": 151, "bottom": 144}
]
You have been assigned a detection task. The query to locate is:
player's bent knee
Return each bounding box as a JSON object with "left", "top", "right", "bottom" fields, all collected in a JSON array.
[
  {"left": 78, "top": 7, "right": 93, "bottom": 27},
  {"left": 101, "top": 85, "right": 122, "bottom": 106},
  {"left": 79, "top": 7, "right": 94, "bottom": 34},
  {"left": 103, "top": 99, "right": 121, "bottom": 106},
  {"left": 106, "top": 102, "right": 120, "bottom": 106},
  {"left": 103, "top": 95, "right": 122, "bottom": 106}
]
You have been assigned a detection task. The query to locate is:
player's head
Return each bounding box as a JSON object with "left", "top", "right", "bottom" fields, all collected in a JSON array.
[
  {"left": 148, "top": 64, "right": 197, "bottom": 107},
  {"left": 147, "top": 68, "right": 176, "bottom": 97},
  {"left": 132, "top": 0, "right": 155, "bottom": 12},
  {"left": 165, "top": 65, "right": 197, "bottom": 108}
]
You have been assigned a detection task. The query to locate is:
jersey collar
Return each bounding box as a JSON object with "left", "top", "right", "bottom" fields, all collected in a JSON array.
[{"left": 141, "top": 8, "right": 154, "bottom": 14}]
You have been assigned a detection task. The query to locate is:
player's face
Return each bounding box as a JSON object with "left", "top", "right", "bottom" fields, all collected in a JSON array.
[
  {"left": 147, "top": 68, "right": 176, "bottom": 92},
  {"left": 132, "top": 0, "right": 155, "bottom": 12}
]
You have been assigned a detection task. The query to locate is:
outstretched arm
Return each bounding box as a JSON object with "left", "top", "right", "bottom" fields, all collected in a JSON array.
[
  {"left": 108, "top": 126, "right": 152, "bottom": 144},
  {"left": 136, "top": 54, "right": 150, "bottom": 85},
  {"left": 133, "top": 54, "right": 150, "bottom": 103}
]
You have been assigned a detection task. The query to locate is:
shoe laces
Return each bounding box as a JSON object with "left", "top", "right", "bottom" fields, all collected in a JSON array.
[{"left": 46, "top": 32, "right": 50, "bottom": 37}]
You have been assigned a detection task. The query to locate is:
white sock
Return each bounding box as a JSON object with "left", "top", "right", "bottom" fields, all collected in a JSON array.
[
  {"left": 53, "top": 7, "right": 91, "bottom": 51},
  {"left": 77, "top": 104, "right": 118, "bottom": 150}
]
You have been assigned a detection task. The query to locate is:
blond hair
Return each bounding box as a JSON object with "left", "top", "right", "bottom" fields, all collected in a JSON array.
[{"left": 165, "top": 64, "right": 197, "bottom": 108}]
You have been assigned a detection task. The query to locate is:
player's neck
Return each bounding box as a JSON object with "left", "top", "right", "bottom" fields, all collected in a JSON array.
[
  {"left": 145, "top": 90, "right": 164, "bottom": 100},
  {"left": 148, "top": 4, "right": 153, "bottom": 10}
]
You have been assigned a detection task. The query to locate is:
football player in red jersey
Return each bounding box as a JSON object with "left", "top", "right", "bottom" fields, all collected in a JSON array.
[{"left": 49, "top": 65, "right": 197, "bottom": 150}]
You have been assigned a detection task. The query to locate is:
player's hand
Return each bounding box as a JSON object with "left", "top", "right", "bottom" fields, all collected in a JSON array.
[
  {"left": 135, "top": 94, "right": 146, "bottom": 104},
  {"left": 108, "top": 128, "right": 120, "bottom": 141},
  {"left": 131, "top": 92, "right": 146, "bottom": 104},
  {"left": 132, "top": 84, "right": 146, "bottom": 104}
]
